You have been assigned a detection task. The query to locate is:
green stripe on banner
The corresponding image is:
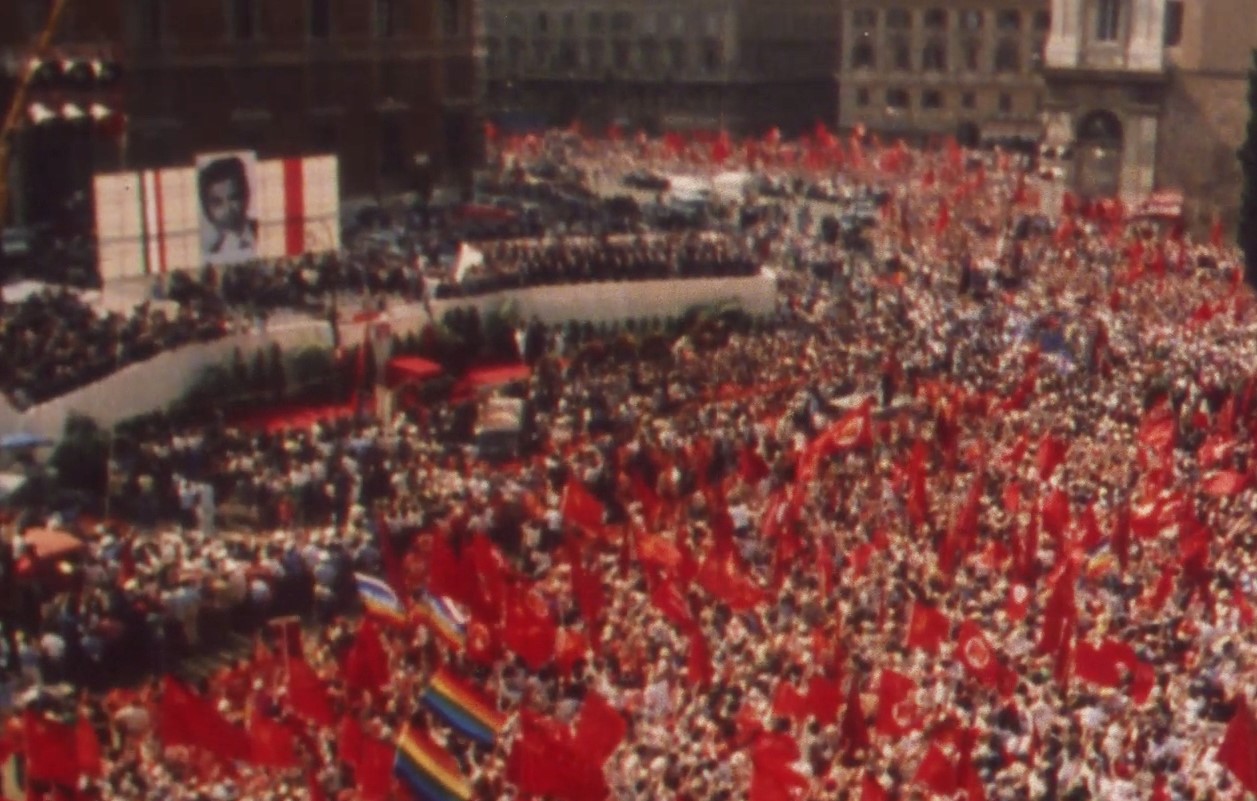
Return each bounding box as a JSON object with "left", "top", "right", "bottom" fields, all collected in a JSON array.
[{"left": 137, "top": 170, "right": 151, "bottom": 276}]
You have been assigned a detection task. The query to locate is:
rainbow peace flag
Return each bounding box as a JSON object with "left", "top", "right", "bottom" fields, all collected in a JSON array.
[
  {"left": 421, "top": 594, "right": 469, "bottom": 650},
  {"left": 355, "top": 573, "right": 407, "bottom": 625},
  {"left": 421, "top": 667, "right": 507, "bottom": 746},
  {"left": 393, "top": 725, "right": 472, "bottom": 801}
]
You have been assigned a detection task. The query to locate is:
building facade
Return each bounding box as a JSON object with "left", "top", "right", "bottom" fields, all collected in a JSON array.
[
  {"left": 482, "top": 0, "right": 838, "bottom": 136},
  {"left": 836, "top": 0, "right": 1050, "bottom": 146},
  {"left": 0, "top": 0, "right": 483, "bottom": 229},
  {"left": 1041, "top": 0, "right": 1257, "bottom": 229}
]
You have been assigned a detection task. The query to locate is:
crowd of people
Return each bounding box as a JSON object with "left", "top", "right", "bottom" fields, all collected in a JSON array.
[
  {"left": 0, "top": 289, "right": 229, "bottom": 410},
  {"left": 3, "top": 129, "right": 1257, "bottom": 801}
]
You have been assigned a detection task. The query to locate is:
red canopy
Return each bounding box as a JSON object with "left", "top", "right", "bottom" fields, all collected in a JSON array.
[
  {"left": 461, "top": 364, "right": 531, "bottom": 391},
  {"left": 23, "top": 529, "right": 85, "bottom": 561},
  {"left": 386, "top": 357, "right": 443, "bottom": 388}
]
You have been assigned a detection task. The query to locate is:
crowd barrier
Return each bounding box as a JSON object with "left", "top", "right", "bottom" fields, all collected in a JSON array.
[{"left": 1, "top": 271, "right": 778, "bottom": 443}]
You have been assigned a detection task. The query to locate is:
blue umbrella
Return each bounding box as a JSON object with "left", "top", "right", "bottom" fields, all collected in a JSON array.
[{"left": 0, "top": 432, "right": 53, "bottom": 450}]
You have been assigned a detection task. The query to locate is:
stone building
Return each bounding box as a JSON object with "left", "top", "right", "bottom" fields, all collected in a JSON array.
[
  {"left": 1041, "top": 0, "right": 1257, "bottom": 230},
  {"left": 482, "top": 0, "right": 838, "bottom": 136},
  {"left": 836, "top": 0, "right": 1050, "bottom": 146},
  {"left": 1, "top": 0, "right": 483, "bottom": 228}
]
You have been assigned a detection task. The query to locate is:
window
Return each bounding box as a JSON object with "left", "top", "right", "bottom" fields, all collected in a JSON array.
[
  {"left": 995, "top": 39, "right": 1020, "bottom": 72},
  {"left": 963, "top": 39, "right": 982, "bottom": 71},
  {"left": 375, "top": 0, "right": 396, "bottom": 37},
  {"left": 1164, "top": 0, "right": 1183, "bottom": 45},
  {"left": 886, "top": 88, "right": 909, "bottom": 108},
  {"left": 440, "top": 0, "right": 460, "bottom": 37},
  {"left": 924, "top": 9, "right": 947, "bottom": 30},
  {"left": 137, "top": 0, "right": 164, "bottom": 45},
  {"left": 1034, "top": 11, "right": 1051, "bottom": 31},
  {"left": 922, "top": 39, "right": 947, "bottom": 71},
  {"left": 558, "top": 40, "right": 579, "bottom": 70},
  {"left": 535, "top": 12, "right": 548, "bottom": 34},
  {"left": 856, "top": 87, "right": 871, "bottom": 107},
  {"left": 610, "top": 12, "right": 633, "bottom": 33},
  {"left": 231, "top": 0, "right": 255, "bottom": 40},
  {"left": 702, "top": 38, "right": 723, "bottom": 73},
  {"left": 891, "top": 37, "right": 911, "bottom": 70},
  {"left": 852, "top": 40, "right": 875, "bottom": 69},
  {"left": 532, "top": 40, "right": 550, "bottom": 68},
  {"left": 588, "top": 12, "right": 603, "bottom": 33},
  {"left": 959, "top": 10, "right": 982, "bottom": 31},
  {"left": 886, "top": 8, "right": 911, "bottom": 29},
  {"left": 852, "top": 9, "right": 877, "bottom": 29},
  {"left": 997, "top": 10, "right": 1022, "bottom": 31},
  {"left": 922, "top": 90, "right": 943, "bottom": 109},
  {"left": 562, "top": 11, "right": 576, "bottom": 34},
  {"left": 613, "top": 40, "right": 630, "bottom": 70},
  {"left": 667, "top": 38, "right": 685, "bottom": 70},
  {"left": 998, "top": 92, "right": 1013, "bottom": 113},
  {"left": 587, "top": 40, "right": 605, "bottom": 71},
  {"left": 961, "top": 91, "right": 976, "bottom": 109},
  {"left": 639, "top": 38, "right": 660, "bottom": 72},
  {"left": 310, "top": 0, "right": 330, "bottom": 39},
  {"left": 1095, "top": 0, "right": 1120, "bottom": 41},
  {"left": 507, "top": 38, "right": 524, "bottom": 70}
]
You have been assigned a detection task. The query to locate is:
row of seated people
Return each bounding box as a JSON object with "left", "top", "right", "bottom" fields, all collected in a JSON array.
[{"left": 435, "top": 234, "right": 760, "bottom": 298}]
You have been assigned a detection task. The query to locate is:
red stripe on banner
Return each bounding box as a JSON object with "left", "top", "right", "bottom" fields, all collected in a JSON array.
[
  {"left": 284, "top": 158, "right": 306, "bottom": 256},
  {"left": 152, "top": 172, "right": 168, "bottom": 275}
]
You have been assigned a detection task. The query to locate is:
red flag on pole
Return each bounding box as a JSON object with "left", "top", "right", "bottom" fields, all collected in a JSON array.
[
  {"left": 875, "top": 669, "right": 919, "bottom": 737},
  {"left": 573, "top": 691, "right": 627, "bottom": 766},
  {"left": 341, "top": 617, "right": 390, "bottom": 694},
  {"left": 23, "top": 712, "right": 79, "bottom": 787},
  {"left": 1218, "top": 697, "right": 1257, "bottom": 796},
  {"left": 906, "top": 602, "right": 950, "bottom": 655}
]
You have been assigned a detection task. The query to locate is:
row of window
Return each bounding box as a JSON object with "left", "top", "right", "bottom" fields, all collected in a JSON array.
[
  {"left": 488, "top": 37, "right": 725, "bottom": 75},
  {"left": 853, "top": 86, "right": 1021, "bottom": 114},
  {"left": 133, "top": 0, "right": 461, "bottom": 45},
  {"left": 851, "top": 8, "right": 1051, "bottom": 34},
  {"left": 850, "top": 38, "right": 1035, "bottom": 74},
  {"left": 490, "top": 10, "right": 723, "bottom": 39}
]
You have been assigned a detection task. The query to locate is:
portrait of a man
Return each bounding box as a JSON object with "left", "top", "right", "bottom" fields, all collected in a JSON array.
[{"left": 196, "top": 151, "right": 259, "bottom": 265}]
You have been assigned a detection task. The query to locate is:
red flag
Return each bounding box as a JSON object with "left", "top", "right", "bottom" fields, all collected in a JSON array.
[
  {"left": 1005, "top": 582, "right": 1031, "bottom": 622},
  {"left": 806, "top": 674, "right": 842, "bottom": 726},
  {"left": 650, "top": 578, "right": 695, "bottom": 629},
  {"left": 337, "top": 714, "right": 365, "bottom": 768},
  {"left": 1073, "top": 639, "right": 1123, "bottom": 688},
  {"left": 750, "top": 732, "right": 809, "bottom": 801},
  {"left": 158, "top": 676, "right": 251, "bottom": 763},
  {"left": 1202, "top": 470, "right": 1248, "bottom": 497},
  {"left": 357, "top": 737, "right": 396, "bottom": 801},
  {"left": 509, "top": 711, "right": 608, "bottom": 801},
  {"left": 342, "top": 617, "right": 390, "bottom": 694},
  {"left": 287, "top": 658, "right": 335, "bottom": 726},
  {"left": 74, "top": 716, "right": 102, "bottom": 777},
  {"left": 248, "top": 709, "right": 299, "bottom": 768},
  {"left": 1218, "top": 698, "right": 1257, "bottom": 796},
  {"left": 906, "top": 602, "right": 949, "bottom": 655},
  {"left": 875, "top": 669, "right": 919, "bottom": 737},
  {"left": 913, "top": 744, "right": 958, "bottom": 795},
  {"left": 1041, "top": 489, "right": 1071, "bottom": 544},
  {"left": 956, "top": 621, "right": 1003, "bottom": 688},
  {"left": 569, "top": 555, "right": 606, "bottom": 630},
  {"left": 771, "top": 681, "right": 812, "bottom": 723},
  {"left": 687, "top": 628, "right": 713, "bottom": 688},
  {"left": 427, "top": 534, "right": 479, "bottom": 614},
  {"left": 573, "top": 691, "right": 627, "bottom": 766},
  {"left": 1236, "top": 589, "right": 1256, "bottom": 627},
  {"left": 839, "top": 677, "right": 871, "bottom": 759},
  {"left": 697, "top": 551, "right": 767, "bottom": 611},
  {"left": 1035, "top": 433, "right": 1069, "bottom": 481},
  {"left": 502, "top": 584, "right": 558, "bottom": 669},
  {"left": 562, "top": 479, "right": 605, "bottom": 532},
  {"left": 23, "top": 712, "right": 79, "bottom": 786},
  {"left": 638, "top": 533, "right": 684, "bottom": 574},
  {"left": 933, "top": 200, "right": 951, "bottom": 235},
  {"left": 861, "top": 773, "right": 888, "bottom": 801}
]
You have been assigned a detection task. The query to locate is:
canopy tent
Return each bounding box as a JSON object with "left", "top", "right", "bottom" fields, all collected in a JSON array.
[
  {"left": 23, "top": 528, "right": 85, "bottom": 561},
  {"left": 386, "top": 357, "right": 444, "bottom": 388},
  {"left": 461, "top": 363, "right": 531, "bottom": 391}
]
